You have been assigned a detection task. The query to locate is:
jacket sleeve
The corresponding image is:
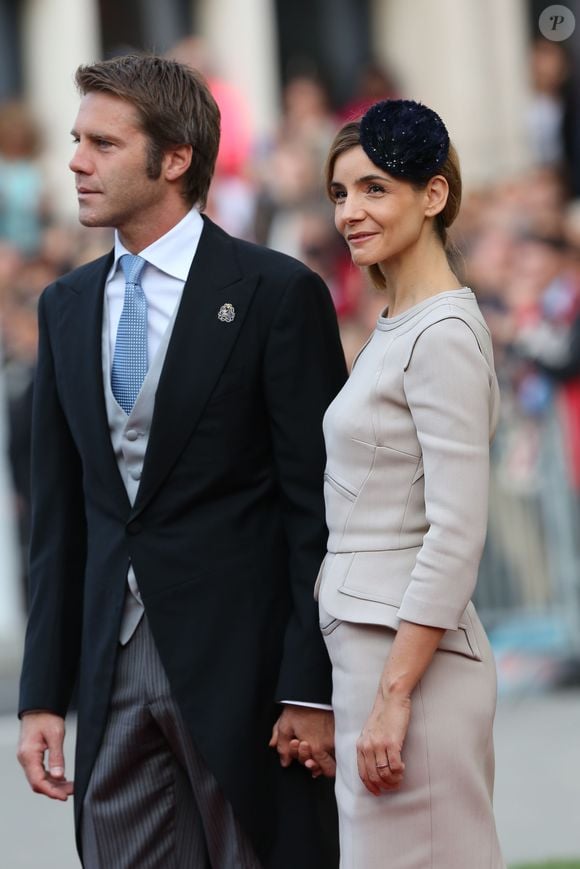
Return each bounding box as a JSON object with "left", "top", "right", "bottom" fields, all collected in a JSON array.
[
  {"left": 18, "top": 289, "right": 87, "bottom": 717},
  {"left": 398, "top": 317, "right": 494, "bottom": 630},
  {"left": 262, "top": 267, "right": 347, "bottom": 703}
]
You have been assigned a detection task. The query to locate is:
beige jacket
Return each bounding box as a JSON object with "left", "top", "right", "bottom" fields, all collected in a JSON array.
[{"left": 316, "top": 289, "right": 500, "bottom": 659}]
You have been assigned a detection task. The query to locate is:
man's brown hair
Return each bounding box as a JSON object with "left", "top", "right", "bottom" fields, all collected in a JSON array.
[{"left": 75, "top": 54, "right": 221, "bottom": 209}]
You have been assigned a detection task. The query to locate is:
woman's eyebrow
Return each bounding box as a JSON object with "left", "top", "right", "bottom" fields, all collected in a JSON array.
[{"left": 357, "top": 173, "right": 390, "bottom": 183}]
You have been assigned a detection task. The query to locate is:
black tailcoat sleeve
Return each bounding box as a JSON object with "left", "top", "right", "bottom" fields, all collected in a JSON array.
[
  {"left": 263, "top": 269, "right": 345, "bottom": 702},
  {"left": 19, "top": 291, "right": 87, "bottom": 715}
]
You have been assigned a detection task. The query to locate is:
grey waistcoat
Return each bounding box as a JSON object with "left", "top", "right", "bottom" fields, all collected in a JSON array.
[{"left": 101, "top": 287, "right": 181, "bottom": 643}]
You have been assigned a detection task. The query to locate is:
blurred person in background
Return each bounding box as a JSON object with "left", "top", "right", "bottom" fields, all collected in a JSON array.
[
  {"left": 527, "top": 38, "right": 569, "bottom": 168},
  {"left": 0, "top": 245, "right": 34, "bottom": 604},
  {"left": 2, "top": 255, "right": 59, "bottom": 598},
  {"left": 2, "top": 268, "right": 45, "bottom": 605},
  {"left": 527, "top": 36, "right": 580, "bottom": 202},
  {"left": 168, "top": 36, "right": 257, "bottom": 241},
  {"left": 313, "top": 100, "right": 504, "bottom": 868},
  {"left": 0, "top": 327, "right": 24, "bottom": 636},
  {"left": 511, "top": 234, "right": 580, "bottom": 492},
  {"left": 279, "top": 74, "right": 337, "bottom": 167},
  {"left": 255, "top": 137, "right": 327, "bottom": 256},
  {"left": 39, "top": 221, "right": 99, "bottom": 275},
  {"left": 338, "top": 60, "right": 399, "bottom": 121},
  {"left": 251, "top": 67, "right": 398, "bottom": 369},
  {"left": 460, "top": 163, "right": 580, "bottom": 625},
  {"left": 254, "top": 74, "right": 337, "bottom": 254},
  {"left": 17, "top": 54, "right": 346, "bottom": 869},
  {"left": 0, "top": 100, "right": 47, "bottom": 256},
  {"left": 0, "top": 240, "right": 24, "bottom": 314},
  {"left": 0, "top": 239, "right": 28, "bottom": 633},
  {"left": 297, "top": 204, "right": 361, "bottom": 320}
]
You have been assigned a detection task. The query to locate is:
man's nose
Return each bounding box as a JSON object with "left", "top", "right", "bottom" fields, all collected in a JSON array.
[{"left": 69, "top": 143, "right": 92, "bottom": 175}]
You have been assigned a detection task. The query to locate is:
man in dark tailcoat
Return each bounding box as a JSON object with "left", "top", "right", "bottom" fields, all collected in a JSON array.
[{"left": 17, "top": 54, "right": 346, "bottom": 868}]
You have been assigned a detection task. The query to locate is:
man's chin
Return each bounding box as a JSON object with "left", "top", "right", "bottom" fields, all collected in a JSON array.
[{"left": 77, "top": 211, "right": 107, "bottom": 228}]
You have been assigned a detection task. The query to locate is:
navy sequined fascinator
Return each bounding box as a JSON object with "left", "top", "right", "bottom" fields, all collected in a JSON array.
[{"left": 360, "top": 99, "right": 450, "bottom": 182}]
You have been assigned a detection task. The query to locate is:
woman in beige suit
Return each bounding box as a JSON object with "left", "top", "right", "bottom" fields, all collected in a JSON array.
[{"left": 312, "top": 100, "right": 505, "bottom": 867}]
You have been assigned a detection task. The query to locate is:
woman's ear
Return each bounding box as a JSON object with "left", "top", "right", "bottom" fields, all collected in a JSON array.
[{"left": 424, "top": 175, "right": 449, "bottom": 218}]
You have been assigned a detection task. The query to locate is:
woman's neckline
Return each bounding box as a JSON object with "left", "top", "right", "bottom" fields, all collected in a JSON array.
[{"left": 377, "top": 287, "right": 474, "bottom": 330}]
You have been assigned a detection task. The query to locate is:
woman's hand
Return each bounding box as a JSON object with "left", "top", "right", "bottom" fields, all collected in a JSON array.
[
  {"left": 356, "top": 620, "right": 445, "bottom": 796},
  {"left": 356, "top": 691, "right": 410, "bottom": 795}
]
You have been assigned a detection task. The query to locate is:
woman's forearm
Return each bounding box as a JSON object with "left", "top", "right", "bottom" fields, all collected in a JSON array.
[{"left": 378, "top": 620, "right": 446, "bottom": 699}]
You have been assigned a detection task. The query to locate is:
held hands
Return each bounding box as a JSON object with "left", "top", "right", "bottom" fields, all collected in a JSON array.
[
  {"left": 17, "top": 712, "right": 74, "bottom": 800},
  {"left": 269, "top": 705, "right": 336, "bottom": 778},
  {"left": 356, "top": 690, "right": 410, "bottom": 795}
]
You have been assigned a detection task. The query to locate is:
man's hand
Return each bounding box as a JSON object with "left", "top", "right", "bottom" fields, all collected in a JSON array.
[
  {"left": 17, "top": 712, "right": 74, "bottom": 800},
  {"left": 269, "top": 705, "right": 336, "bottom": 778}
]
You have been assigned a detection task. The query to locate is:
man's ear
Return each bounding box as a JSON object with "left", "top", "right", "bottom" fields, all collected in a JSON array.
[
  {"left": 163, "top": 144, "right": 193, "bottom": 182},
  {"left": 424, "top": 175, "right": 449, "bottom": 218}
]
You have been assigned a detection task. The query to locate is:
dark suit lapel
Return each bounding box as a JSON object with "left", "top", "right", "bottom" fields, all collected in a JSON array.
[
  {"left": 60, "top": 253, "right": 131, "bottom": 513},
  {"left": 131, "top": 218, "right": 258, "bottom": 517}
]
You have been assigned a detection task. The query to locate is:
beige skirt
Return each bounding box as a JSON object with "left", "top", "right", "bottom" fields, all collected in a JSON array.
[{"left": 321, "top": 607, "right": 505, "bottom": 869}]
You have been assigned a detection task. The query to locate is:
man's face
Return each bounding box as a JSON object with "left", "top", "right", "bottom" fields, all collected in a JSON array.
[{"left": 69, "top": 91, "right": 168, "bottom": 237}]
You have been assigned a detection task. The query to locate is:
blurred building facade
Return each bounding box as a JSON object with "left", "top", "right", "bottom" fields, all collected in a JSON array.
[{"left": 1, "top": 0, "right": 538, "bottom": 219}]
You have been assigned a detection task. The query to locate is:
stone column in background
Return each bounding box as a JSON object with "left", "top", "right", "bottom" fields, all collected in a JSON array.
[
  {"left": 372, "top": 0, "right": 532, "bottom": 186},
  {"left": 22, "top": 0, "right": 101, "bottom": 221},
  {"left": 197, "top": 0, "right": 280, "bottom": 140}
]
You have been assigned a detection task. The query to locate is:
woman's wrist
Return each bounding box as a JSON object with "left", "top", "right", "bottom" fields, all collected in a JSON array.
[{"left": 378, "top": 676, "right": 413, "bottom": 701}]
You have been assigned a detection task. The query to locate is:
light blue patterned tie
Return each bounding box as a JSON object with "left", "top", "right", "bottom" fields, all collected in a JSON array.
[{"left": 111, "top": 254, "right": 148, "bottom": 414}]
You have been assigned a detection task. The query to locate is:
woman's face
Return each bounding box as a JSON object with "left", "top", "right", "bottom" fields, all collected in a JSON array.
[{"left": 329, "top": 145, "right": 431, "bottom": 269}]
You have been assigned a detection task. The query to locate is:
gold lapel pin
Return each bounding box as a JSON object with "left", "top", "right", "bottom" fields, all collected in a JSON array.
[{"left": 218, "top": 303, "right": 236, "bottom": 323}]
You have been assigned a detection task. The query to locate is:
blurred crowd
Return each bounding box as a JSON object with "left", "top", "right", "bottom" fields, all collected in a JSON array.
[{"left": 1, "top": 37, "right": 580, "bottom": 648}]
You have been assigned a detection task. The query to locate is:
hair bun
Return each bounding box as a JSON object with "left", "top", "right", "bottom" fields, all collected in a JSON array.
[{"left": 360, "top": 99, "right": 449, "bottom": 182}]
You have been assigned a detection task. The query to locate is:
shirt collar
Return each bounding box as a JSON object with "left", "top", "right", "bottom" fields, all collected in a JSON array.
[{"left": 111, "top": 208, "right": 204, "bottom": 282}]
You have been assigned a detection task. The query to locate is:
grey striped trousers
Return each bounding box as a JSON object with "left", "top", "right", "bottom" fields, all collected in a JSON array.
[{"left": 81, "top": 616, "right": 261, "bottom": 868}]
